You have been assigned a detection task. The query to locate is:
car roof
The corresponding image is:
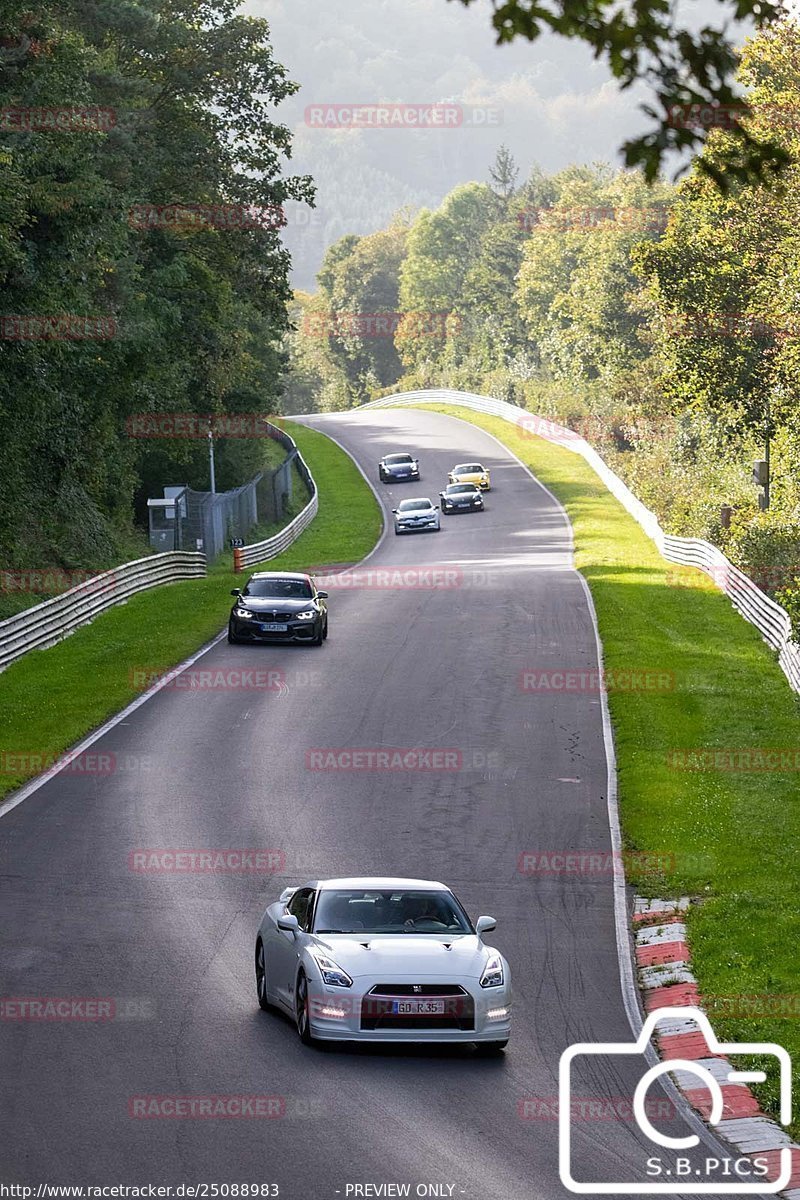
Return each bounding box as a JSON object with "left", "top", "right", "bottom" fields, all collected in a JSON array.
[
  {"left": 249, "top": 571, "right": 311, "bottom": 581},
  {"left": 315, "top": 876, "right": 449, "bottom": 891}
]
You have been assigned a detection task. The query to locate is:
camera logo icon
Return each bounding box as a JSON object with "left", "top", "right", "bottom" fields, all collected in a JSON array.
[{"left": 559, "top": 1006, "right": 792, "bottom": 1194}]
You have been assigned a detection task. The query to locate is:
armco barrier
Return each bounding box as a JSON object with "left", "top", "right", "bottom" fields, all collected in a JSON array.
[
  {"left": 0, "top": 551, "right": 206, "bottom": 672},
  {"left": 363, "top": 388, "right": 800, "bottom": 696},
  {"left": 235, "top": 423, "right": 318, "bottom": 570}
]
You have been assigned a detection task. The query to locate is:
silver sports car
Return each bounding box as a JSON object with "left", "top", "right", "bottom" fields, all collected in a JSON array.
[{"left": 255, "top": 876, "right": 511, "bottom": 1050}]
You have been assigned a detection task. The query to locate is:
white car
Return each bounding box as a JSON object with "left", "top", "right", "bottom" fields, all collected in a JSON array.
[
  {"left": 255, "top": 877, "right": 511, "bottom": 1051},
  {"left": 392, "top": 497, "right": 441, "bottom": 534}
]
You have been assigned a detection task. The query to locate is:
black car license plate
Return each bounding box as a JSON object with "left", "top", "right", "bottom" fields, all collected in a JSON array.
[{"left": 260, "top": 622, "right": 288, "bottom": 632}]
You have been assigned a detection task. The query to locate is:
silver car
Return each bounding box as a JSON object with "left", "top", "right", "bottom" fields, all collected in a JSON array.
[
  {"left": 254, "top": 876, "right": 511, "bottom": 1051},
  {"left": 392, "top": 497, "right": 441, "bottom": 535}
]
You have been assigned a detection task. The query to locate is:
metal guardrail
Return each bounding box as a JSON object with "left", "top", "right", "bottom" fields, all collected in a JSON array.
[
  {"left": 0, "top": 551, "right": 207, "bottom": 672},
  {"left": 364, "top": 388, "right": 800, "bottom": 695},
  {"left": 234, "top": 421, "right": 318, "bottom": 571}
]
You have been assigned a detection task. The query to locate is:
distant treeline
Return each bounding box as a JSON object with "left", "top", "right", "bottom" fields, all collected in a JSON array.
[
  {"left": 287, "top": 21, "right": 800, "bottom": 616},
  {"left": 0, "top": 0, "right": 311, "bottom": 570}
]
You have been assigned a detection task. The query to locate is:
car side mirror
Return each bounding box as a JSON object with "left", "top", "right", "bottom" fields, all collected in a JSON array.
[
  {"left": 476, "top": 915, "right": 497, "bottom": 935},
  {"left": 231, "top": 588, "right": 241, "bottom": 597},
  {"left": 277, "top": 914, "right": 300, "bottom": 934},
  {"left": 391, "top": 509, "right": 398, "bottom": 514},
  {"left": 316, "top": 591, "right": 328, "bottom": 599}
]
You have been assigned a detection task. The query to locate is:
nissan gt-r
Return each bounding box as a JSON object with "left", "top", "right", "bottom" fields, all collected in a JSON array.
[{"left": 255, "top": 877, "right": 511, "bottom": 1051}]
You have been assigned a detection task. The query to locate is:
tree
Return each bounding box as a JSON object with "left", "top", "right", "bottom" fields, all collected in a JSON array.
[
  {"left": 397, "top": 183, "right": 497, "bottom": 370},
  {"left": 489, "top": 145, "right": 520, "bottom": 202},
  {"left": 310, "top": 222, "right": 409, "bottom": 405},
  {"left": 0, "top": 0, "right": 311, "bottom": 566},
  {"left": 448, "top": 0, "right": 791, "bottom": 188}
]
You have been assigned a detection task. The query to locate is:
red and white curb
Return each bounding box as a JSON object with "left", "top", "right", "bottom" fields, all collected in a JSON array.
[{"left": 633, "top": 896, "right": 800, "bottom": 1195}]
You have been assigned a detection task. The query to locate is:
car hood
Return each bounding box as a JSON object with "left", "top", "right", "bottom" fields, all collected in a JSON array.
[
  {"left": 235, "top": 597, "right": 315, "bottom": 613},
  {"left": 311, "top": 934, "right": 492, "bottom": 978},
  {"left": 385, "top": 462, "right": 415, "bottom": 472}
]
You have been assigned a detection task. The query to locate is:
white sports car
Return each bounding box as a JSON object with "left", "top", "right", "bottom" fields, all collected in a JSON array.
[{"left": 255, "top": 876, "right": 511, "bottom": 1051}]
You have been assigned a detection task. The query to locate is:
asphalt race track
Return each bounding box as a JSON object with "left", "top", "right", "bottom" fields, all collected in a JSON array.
[{"left": 0, "top": 409, "right": 766, "bottom": 1199}]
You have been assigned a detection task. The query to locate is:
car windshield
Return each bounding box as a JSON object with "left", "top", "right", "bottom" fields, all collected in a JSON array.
[
  {"left": 385, "top": 454, "right": 413, "bottom": 464},
  {"left": 242, "top": 577, "right": 312, "bottom": 599},
  {"left": 398, "top": 499, "right": 432, "bottom": 512},
  {"left": 454, "top": 464, "right": 483, "bottom": 473},
  {"left": 447, "top": 484, "right": 476, "bottom": 494},
  {"left": 314, "top": 889, "right": 473, "bottom": 934}
]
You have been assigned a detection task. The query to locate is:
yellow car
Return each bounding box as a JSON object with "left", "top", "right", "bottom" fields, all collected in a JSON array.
[{"left": 448, "top": 461, "right": 491, "bottom": 491}]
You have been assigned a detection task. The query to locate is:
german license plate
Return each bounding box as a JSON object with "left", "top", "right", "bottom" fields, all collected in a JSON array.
[
  {"left": 260, "top": 623, "right": 288, "bottom": 632},
  {"left": 393, "top": 1000, "right": 445, "bottom": 1015}
]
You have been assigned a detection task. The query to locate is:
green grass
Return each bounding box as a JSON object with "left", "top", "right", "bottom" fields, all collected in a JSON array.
[
  {"left": 0, "top": 420, "right": 381, "bottom": 801},
  {"left": 413, "top": 403, "right": 800, "bottom": 1128}
]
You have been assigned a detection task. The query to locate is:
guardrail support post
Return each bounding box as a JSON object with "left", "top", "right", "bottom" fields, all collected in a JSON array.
[{"left": 233, "top": 547, "right": 243, "bottom": 573}]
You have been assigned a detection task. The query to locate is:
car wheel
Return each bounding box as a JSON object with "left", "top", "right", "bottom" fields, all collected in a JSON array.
[
  {"left": 310, "top": 624, "right": 324, "bottom": 646},
  {"left": 322, "top": 617, "right": 328, "bottom": 640},
  {"left": 295, "top": 971, "right": 315, "bottom": 1045},
  {"left": 255, "top": 939, "right": 270, "bottom": 1011},
  {"left": 227, "top": 623, "right": 240, "bottom": 645},
  {"left": 475, "top": 1040, "right": 508, "bottom": 1055}
]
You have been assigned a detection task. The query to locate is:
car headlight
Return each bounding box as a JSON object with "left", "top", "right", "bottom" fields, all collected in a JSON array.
[
  {"left": 234, "top": 607, "right": 254, "bottom": 619},
  {"left": 295, "top": 609, "right": 317, "bottom": 621},
  {"left": 480, "top": 954, "right": 504, "bottom": 988},
  {"left": 309, "top": 950, "right": 353, "bottom": 988}
]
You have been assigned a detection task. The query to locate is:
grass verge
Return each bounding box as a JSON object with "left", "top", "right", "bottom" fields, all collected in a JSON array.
[
  {"left": 413, "top": 402, "right": 800, "bottom": 1129},
  {"left": 0, "top": 420, "right": 381, "bottom": 801}
]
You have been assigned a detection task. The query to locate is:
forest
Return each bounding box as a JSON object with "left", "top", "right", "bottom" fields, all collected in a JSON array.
[
  {"left": 5, "top": 2, "right": 800, "bottom": 629},
  {"left": 0, "top": 0, "right": 311, "bottom": 570},
  {"left": 286, "top": 22, "right": 800, "bottom": 624}
]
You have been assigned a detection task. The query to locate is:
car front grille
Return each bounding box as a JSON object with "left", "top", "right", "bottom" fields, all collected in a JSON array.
[
  {"left": 248, "top": 611, "right": 294, "bottom": 622},
  {"left": 360, "top": 984, "right": 474, "bottom": 1031}
]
